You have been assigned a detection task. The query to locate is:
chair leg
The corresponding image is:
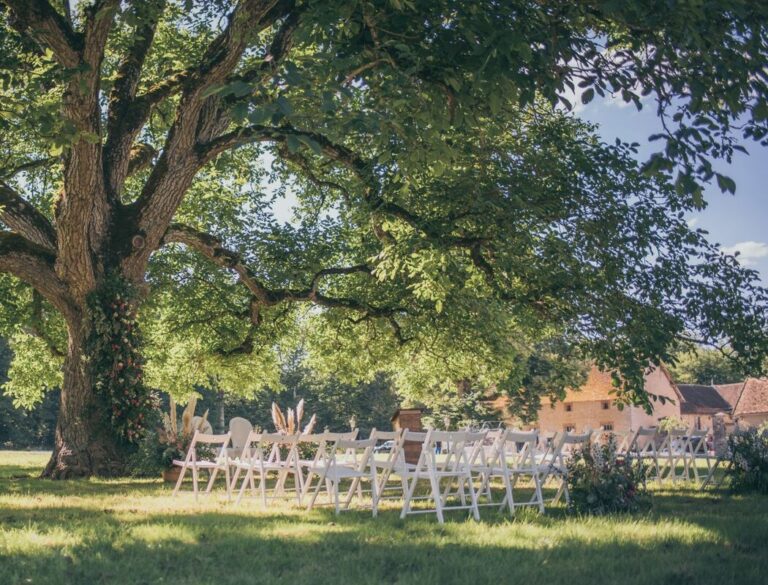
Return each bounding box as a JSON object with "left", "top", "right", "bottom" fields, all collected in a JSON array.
[
  {"left": 467, "top": 474, "right": 480, "bottom": 521},
  {"left": 534, "top": 474, "right": 545, "bottom": 514},
  {"left": 552, "top": 475, "right": 566, "bottom": 504},
  {"left": 307, "top": 472, "right": 325, "bottom": 511},
  {"left": 192, "top": 466, "right": 199, "bottom": 502},
  {"left": 172, "top": 464, "right": 187, "bottom": 497},
  {"left": 400, "top": 475, "right": 418, "bottom": 519},
  {"left": 205, "top": 468, "right": 219, "bottom": 494},
  {"left": 300, "top": 471, "right": 314, "bottom": 504},
  {"left": 229, "top": 466, "right": 242, "bottom": 494},
  {"left": 501, "top": 473, "right": 515, "bottom": 515},
  {"left": 370, "top": 472, "right": 379, "bottom": 517},
  {"left": 344, "top": 477, "right": 361, "bottom": 509},
  {"left": 333, "top": 481, "right": 341, "bottom": 515},
  {"left": 235, "top": 468, "right": 250, "bottom": 505},
  {"left": 428, "top": 472, "right": 445, "bottom": 524}
]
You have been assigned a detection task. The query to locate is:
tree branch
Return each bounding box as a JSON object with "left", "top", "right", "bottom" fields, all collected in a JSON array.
[
  {"left": 81, "top": 0, "right": 119, "bottom": 71},
  {"left": 0, "top": 232, "right": 76, "bottom": 320},
  {"left": 162, "top": 223, "right": 276, "bottom": 304},
  {"left": 0, "top": 157, "right": 55, "bottom": 180},
  {"left": 0, "top": 182, "right": 57, "bottom": 250},
  {"left": 162, "top": 223, "right": 395, "bottom": 318},
  {"left": 23, "top": 289, "right": 65, "bottom": 358},
  {"left": 225, "top": 6, "right": 300, "bottom": 91},
  {"left": 124, "top": 0, "right": 294, "bottom": 278},
  {"left": 1, "top": 0, "right": 81, "bottom": 68},
  {"left": 103, "top": 0, "right": 166, "bottom": 199},
  {"left": 200, "top": 123, "right": 449, "bottom": 240}
]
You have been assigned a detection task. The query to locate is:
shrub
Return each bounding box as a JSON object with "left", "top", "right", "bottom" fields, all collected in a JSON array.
[
  {"left": 658, "top": 416, "right": 687, "bottom": 432},
  {"left": 566, "top": 435, "right": 649, "bottom": 515},
  {"left": 726, "top": 427, "right": 768, "bottom": 494}
]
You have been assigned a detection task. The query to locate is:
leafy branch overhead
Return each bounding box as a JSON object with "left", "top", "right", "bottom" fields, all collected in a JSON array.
[{"left": 0, "top": 0, "right": 766, "bottom": 476}]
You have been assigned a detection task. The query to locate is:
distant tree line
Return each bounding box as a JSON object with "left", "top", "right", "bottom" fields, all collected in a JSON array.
[
  {"left": 0, "top": 337, "right": 58, "bottom": 448},
  {"left": 669, "top": 348, "right": 748, "bottom": 386}
]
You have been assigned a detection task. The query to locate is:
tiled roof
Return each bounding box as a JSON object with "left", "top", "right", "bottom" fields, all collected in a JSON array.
[
  {"left": 733, "top": 378, "right": 768, "bottom": 416},
  {"left": 540, "top": 366, "right": 618, "bottom": 404},
  {"left": 677, "top": 384, "right": 732, "bottom": 414},
  {"left": 713, "top": 382, "right": 745, "bottom": 409}
]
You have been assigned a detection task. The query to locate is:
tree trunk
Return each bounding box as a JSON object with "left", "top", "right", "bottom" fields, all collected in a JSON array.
[{"left": 42, "top": 311, "right": 125, "bottom": 478}]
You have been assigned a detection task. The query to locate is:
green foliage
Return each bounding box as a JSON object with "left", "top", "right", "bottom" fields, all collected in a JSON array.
[
  {"left": 669, "top": 347, "right": 746, "bottom": 385},
  {"left": 567, "top": 436, "right": 649, "bottom": 515},
  {"left": 0, "top": 337, "right": 57, "bottom": 448},
  {"left": 500, "top": 340, "right": 590, "bottom": 423},
  {"left": 1, "top": 0, "right": 768, "bottom": 424},
  {"left": 87, "top": 275, "right": 155, "bottom": 444},
  {"left": 658, "top": 416, "right": 688, "bottom": 433},
  {"left": 420, "top": 380, "right": 499, "bottom": 430},
  {"left": 2, "top": 333, "right": 61, "bottom": 409},
  {"left": 726, "top": 427, "right": 768, "bottom": 494},
  {"left": 196, "top": 355, "right": 400, "bottom": 436},
  {"left": 126, "top": 429, "right": 168, "bottom": 477}
]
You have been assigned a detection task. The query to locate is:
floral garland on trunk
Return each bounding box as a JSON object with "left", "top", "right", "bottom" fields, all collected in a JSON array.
[{"left": 87, "top": 275, "right": 156, "bottom": 444}]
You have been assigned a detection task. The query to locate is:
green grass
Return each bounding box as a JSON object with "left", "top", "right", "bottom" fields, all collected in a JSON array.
[{"left": 1, "top": 451, "right": 766, "bottom": 585}]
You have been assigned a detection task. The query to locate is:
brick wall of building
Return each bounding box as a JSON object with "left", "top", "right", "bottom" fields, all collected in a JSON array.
[
  {"left": 537, "top": 399, "right": 630, "bottom": 434},
  {"left": 536, "top": 366, "right": 682, "bottom": 435}
]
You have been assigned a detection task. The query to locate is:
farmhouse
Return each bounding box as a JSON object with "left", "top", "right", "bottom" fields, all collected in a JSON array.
[{"left": 536, "top": 365, "right": 681, "bottom": 435}]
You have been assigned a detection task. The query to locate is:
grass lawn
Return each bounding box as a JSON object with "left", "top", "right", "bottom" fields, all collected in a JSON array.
[{"left": 1, "top": 451, "right": 766, "bottom": 585}]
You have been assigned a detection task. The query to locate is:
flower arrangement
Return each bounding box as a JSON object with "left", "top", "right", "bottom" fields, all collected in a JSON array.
[
  {"left": 271, "top": 399, "right": 317, "bottom": 435},
  {"left": 156, "top": 396, "right": 212, "bottom": 467},
  {"left": 128, "top": 396, "right": 211, "bottom": 476},
  {"left": 726, "top": 426, "right": 768, "bottom": 494},
  {"left": 566, "top": 434, "right": 649, "bottom": 515}
]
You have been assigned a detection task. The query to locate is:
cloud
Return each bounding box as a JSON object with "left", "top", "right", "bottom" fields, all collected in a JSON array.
[
  {"left": 687, "top": 217, "right": 700, "bottom": 229},
  {"left": 722, "top": 241, "right": 768, "bottom": 266}
]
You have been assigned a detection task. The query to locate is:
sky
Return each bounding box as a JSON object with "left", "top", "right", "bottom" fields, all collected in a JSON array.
[{"left": 575, "top": 96, "right": 768, "bottom": 282}]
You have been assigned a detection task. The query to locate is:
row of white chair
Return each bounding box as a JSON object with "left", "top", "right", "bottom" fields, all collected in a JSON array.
[
  {"left": 170, "top": 428, "right": 596, "bottom": 523},
  {"left": 622, "top": 427, "right": 712, "bottom": 483}
]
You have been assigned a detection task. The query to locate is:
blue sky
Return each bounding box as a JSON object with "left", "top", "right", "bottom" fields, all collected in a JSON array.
[{"left": 575, "top": 97, "right": 768, "bottom": 282}]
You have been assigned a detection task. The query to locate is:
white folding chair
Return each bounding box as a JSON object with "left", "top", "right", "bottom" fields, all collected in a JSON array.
[
  {"left": 229, "top": 432, "right": 303, "bottom": 506},
  {"left": 228, "top": 417, "right": 253, "bottom": 458},
  {"left": 626, "top": 427, "right": 663, "bottom": 482},
  {"left": 368, "top": 429, "right": 407, "bottom": 506},
  {"left": 400, "top": 430, "right": 484, "bottom": 524},
  {"left": 380, "top": 430, "right": 428, "bottom": 504},
  {"left": 536, "top": 431, "right": 559, "bottom": 464},
  {"left": 303, "top": 435, "right": 379, "bottom": 516},
  {"left": 491, "top": 430, "right": 546, "bottom": 514},
  {"left": 540, "top": 430, "right": 592, "bottom": 505},
  {"left": 172, "top": 431, "right": 232, "bottom": 501},
  {"left": 686, "top": 429, "right": 711, "bottom": 483},
  {"left": 660, "top": 428, "right": 691, "bottom": 482}
]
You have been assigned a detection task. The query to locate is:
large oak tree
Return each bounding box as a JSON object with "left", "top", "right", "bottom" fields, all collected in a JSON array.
[{"left": 1, "top": 0, "right": 767, "bottom": 477}]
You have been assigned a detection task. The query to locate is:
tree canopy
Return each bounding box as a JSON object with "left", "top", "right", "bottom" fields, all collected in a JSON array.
[{"left": 0, "top": 0, "right": 767, "bottom": 475}]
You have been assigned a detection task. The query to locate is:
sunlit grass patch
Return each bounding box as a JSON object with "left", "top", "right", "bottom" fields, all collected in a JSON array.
[{"left": 0, "top": 450, "right": 766, "bottom": 585}]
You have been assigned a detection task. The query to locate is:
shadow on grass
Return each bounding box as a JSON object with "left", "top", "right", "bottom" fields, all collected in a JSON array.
[
  {"left": 2, "top": 502, "right": 766, "bottom": 585},
  {"left": 1, "top": 460, "right": 767, "bottom": 585}
]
